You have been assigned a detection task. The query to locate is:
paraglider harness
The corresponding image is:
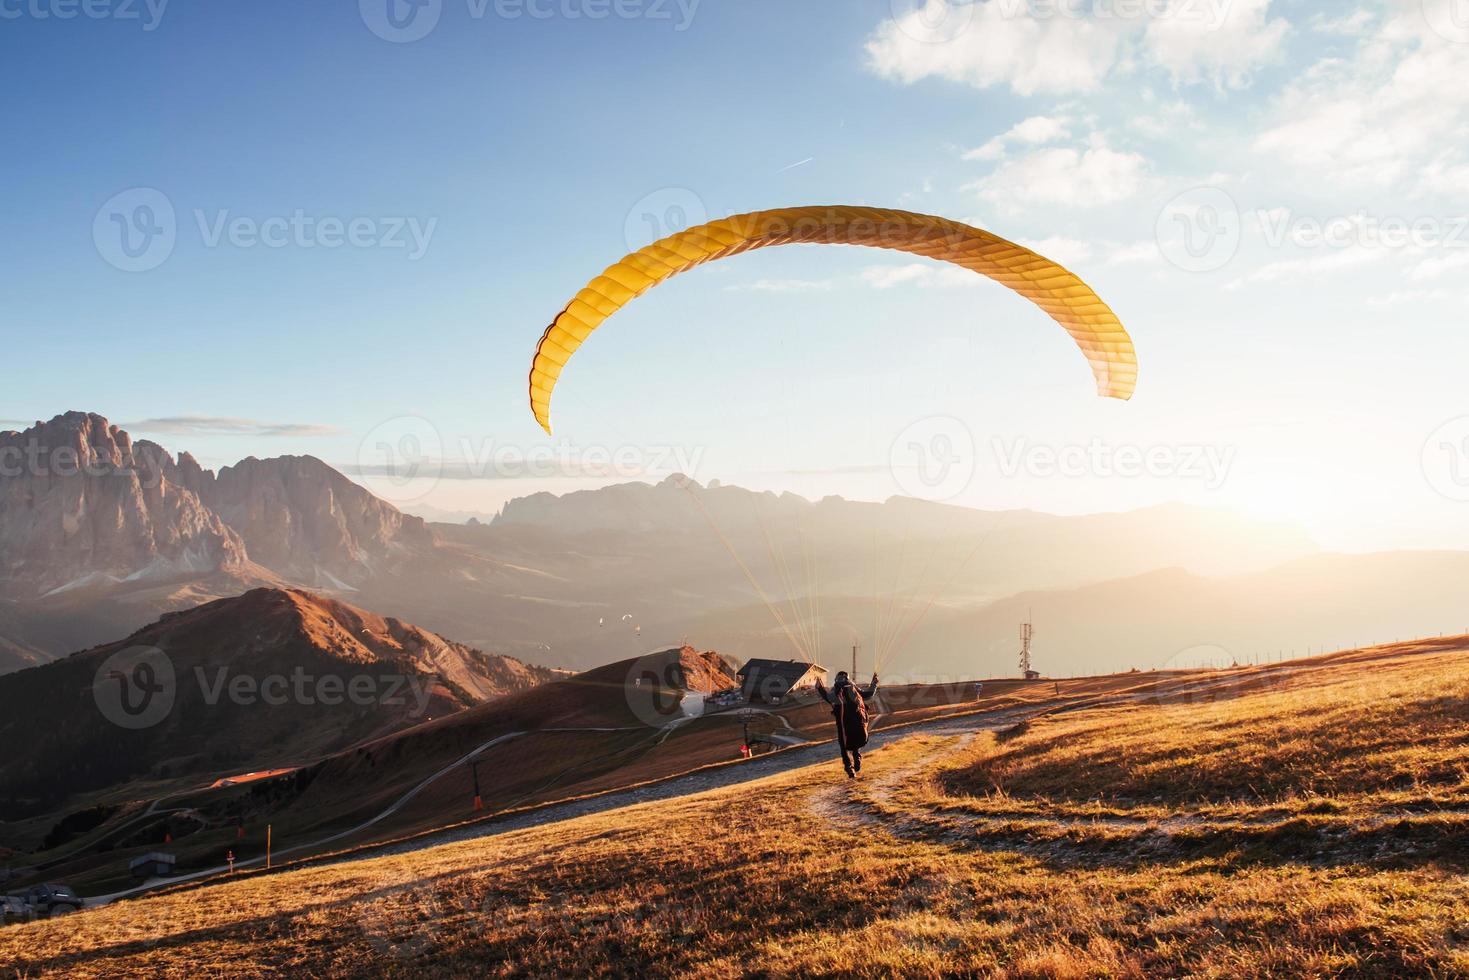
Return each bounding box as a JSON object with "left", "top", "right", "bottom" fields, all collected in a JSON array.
[
  {"left": 831, "top": 680, "right": 868, "bottom": 745},
  {"left": 818, "top": 673, "right": 877, "bottom": 777}
]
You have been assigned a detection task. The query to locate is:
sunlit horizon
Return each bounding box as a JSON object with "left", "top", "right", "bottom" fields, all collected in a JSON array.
[{"left": 6, "top": 0, "right": 1468, "bottom": 554}]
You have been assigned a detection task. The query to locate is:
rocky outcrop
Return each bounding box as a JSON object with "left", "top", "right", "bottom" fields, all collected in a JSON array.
[
  {"left": 0, "top": 413, "right": 248, "bottom": 598},
  {"left": 0, "top": 414, "right": 437, "bottom": 606},
  {"left": 195, "top": 455, "right": 433, "bottom": 587}
]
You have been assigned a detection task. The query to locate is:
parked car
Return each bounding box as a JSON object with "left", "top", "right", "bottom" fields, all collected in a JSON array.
[
  {"left": 21, "top": 884, "right": 83, "bottom": 917},
  {"left": 0, "top": 895, "right": 31, "bottom": 925}
]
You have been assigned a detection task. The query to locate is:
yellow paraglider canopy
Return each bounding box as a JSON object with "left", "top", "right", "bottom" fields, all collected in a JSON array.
[{"left": 529, "top": 205, "right": 1137, "bottom": 433}]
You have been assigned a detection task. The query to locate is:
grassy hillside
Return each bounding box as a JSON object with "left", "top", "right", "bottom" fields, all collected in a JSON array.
[
  {"left": 0, "top": 589, "right": 556, "bottom": 826},
  {"left": 4, "top": 639, "right": 1466, "bottom": 976},
  {"left": 0, "top": 660, "right": 1088, "bottom": 899},
  {"left": 941, "top": 638, "right": 1469, "bottom": 806}
]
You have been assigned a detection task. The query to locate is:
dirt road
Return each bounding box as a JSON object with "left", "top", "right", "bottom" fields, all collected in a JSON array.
[{"left": 360, "top": 706, "right": 1032, "bottom": 860}]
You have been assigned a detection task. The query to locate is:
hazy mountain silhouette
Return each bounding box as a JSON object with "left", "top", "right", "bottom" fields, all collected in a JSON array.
[{"left": 0, "top": 413, "right": 1323, "bottom": 675}]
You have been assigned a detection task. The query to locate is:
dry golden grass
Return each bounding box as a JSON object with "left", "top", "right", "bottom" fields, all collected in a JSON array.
[
  {"left": 5, "top": 643, "right": 1469, "bottom": 978},
  {"left": 946, "top": 647, "right": 1469, "bottom": 806}
]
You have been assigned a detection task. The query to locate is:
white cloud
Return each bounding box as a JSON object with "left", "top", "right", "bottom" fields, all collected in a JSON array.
[
  {"left": 1106, "top": 240, "right": 1163, "bottom": 265},
  {"left": 725, "top": 278, "right": 836, "bottom": 293},
  {"left": 1309, "top": 9, "right": 1376, "bottom": 37},
  {"left": 897, "top": 177, "right": 937, "bottom": 206},
  {"left": 865, "top": 1, "right": 1129, "bottom": 95},
  {"left": 1422, "top": 156, "right": 1469, "bottom": 196},
  {"left": 859, "top": 237, "right": 1149, "bottom": 289},
  {"left": 1128, "top": 99, "right": 1198, "bottom": 139},
  {"left": 1144, "top": 0, "right": 1289, "bottom": 89},
  {"left": 1367, "top": 288, "right": 1450, "bottom": 307},
  {"left": 1406, "top": 249, "right": 1469, "bottom": 283},
  {"left": 126, "top": 416, "right": 341, "bottom": 438},
  {"left": 866, "top": 0, "right": 1289, "bottom": 94},
  {"left": 1254, "top": 7, "right": 1469, "bottom": 188},
  {"left": 1017, "top": 235, "right": 1094, "bottom": 266},
  {"left": 968, "top": 134, "right": 1148, "bottom": 209},
  {"left": 1226, "top": 246, "right": 1386, "bottom": 289},
  {"left": 1016, "top": 237, "right": 1158, "bottom": 267},
  {"left": 964, "top": 114, "right": 1071, "bottom": 161},
  {"left": 861, "top": 263, "right": 982, "bottom": 289}
]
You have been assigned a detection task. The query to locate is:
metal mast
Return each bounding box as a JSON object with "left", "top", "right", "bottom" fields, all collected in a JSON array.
[{"left": 1018, "top": 618, "right": 1034, "bottom": 677}]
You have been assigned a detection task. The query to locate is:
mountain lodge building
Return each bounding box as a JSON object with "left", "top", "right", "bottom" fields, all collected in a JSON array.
[{"left": 737, "top": 659, "right": 827, "bottom": 703}]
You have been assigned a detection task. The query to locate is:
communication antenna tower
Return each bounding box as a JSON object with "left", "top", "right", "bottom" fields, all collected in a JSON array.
[{"left": 1018, "top": 617, "right": 1035, "bottom": 677}]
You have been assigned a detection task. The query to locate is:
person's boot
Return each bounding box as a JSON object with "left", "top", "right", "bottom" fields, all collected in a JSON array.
[
  {"left": 853, "top": 752, "right": 862, "bottom": 773},
  {"left": 845, "top": 766, "right": 855, "bottom": 779}
]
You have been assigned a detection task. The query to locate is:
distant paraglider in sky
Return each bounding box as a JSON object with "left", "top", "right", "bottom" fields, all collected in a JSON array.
[{"left": 528, "top": 205, "right": 1138, "bottom": 433}]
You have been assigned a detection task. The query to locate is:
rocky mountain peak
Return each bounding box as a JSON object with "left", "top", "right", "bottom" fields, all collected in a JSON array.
[
  {"left": 0, "top": 414, "right": 249, "bottom": 599},
  {"left": 3, "top": 411, "right": 128, "bottom": 471},
  {"left": 0, "top": 413, "right": 436, "bottom": 606},
  {"left": 199, "top": 454, "right": 432, "bottom": 586},
  {"left": 0, "top": 587, "right": 558, "bottom": 815}
]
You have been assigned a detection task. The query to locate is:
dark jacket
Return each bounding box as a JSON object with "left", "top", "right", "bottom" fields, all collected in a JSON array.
[{"left": 816, "top": 676, "right": 878, "bottom": 751}]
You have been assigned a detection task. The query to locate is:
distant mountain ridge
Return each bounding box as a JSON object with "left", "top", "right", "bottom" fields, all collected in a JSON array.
[
  {"left": 467, "top": 472, "right": 1325, "bottom": 669},
  {"left": 32, "top": 409, "right": 1469, "bottom": 688},
  {"left": 648, "top": 550, "right": 1469, "bottom": 679},
  {"left": 488, "top": 473, "right": 1318, "bottom": 586},
  {"left": 1, "top": 411, "right": 1328, "bottom": 675}
]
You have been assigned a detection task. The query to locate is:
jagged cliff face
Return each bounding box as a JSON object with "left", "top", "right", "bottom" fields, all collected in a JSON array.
[
  {"left": 0, "top": 413, "right": 248, "bottom": 598},
  {"left": 195, "top": 455, "right": 433, "bottom": 587},
  {"left": 0, "top": 413, "right": 435, "bottom": 611}
]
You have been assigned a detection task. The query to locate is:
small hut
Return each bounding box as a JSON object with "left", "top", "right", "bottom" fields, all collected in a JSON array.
[
  {"left": 128, "top": 852, "right": 176, "bottom": 880},
  {"left": 737, "top": 659, "right": 827, "bottom": 704}
]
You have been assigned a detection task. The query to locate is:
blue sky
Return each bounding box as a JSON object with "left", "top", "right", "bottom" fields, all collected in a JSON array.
[{"left": 4, "top": 0, "right": 1469, "bottom": 550}]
